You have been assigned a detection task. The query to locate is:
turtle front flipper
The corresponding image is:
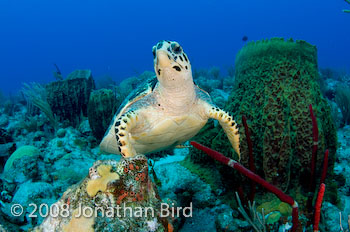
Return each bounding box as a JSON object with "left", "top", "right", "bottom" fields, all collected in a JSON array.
[
  {"left": 100, "top": 110, "right": 139, "bottom": 158},
  {"left": 205, "top": 104, "right": 241, "bottom": 160}
]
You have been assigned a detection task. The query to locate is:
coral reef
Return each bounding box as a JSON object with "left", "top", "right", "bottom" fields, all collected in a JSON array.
[
  {"left": 191, "top": 141, "right": 334, "bottom": 231},
  {"left": 45, "top": 70, "right": 95, "bottom": 127},
  {"left": 153, "top": 150, "right": 251, "bottom": 231},
  {"left": 35, "top": 155, "right": 173, "bottom": 231},
  {"left": 118, "top": 71, "right": 154, "bottom": 98},
  {"left": 0, "top": 109, "right": 99, "bottom": 230},
  {"left": 313, "top": 183, "right": 326, "bottom": 232},
  {"left": 191, "top": 141, "right": 299, "bottom": 231},
  {"left": 230, "top": 38, "right": 337, "bottom": 192},
  {"left": 1, "top": 39, "right": 350, "bottom": 231},
  {"left": 192, "top": 66, "right": 233, "bottom": 96},
  {"left": 209, "top": 66, "right": 221, "bottom": 80},
  {"left": 3, "top": 145, "right": 39, "bottom": 173},
  {"left": 22, "top": 83, "right": 57, "bottom": 129},
  {"left": 195, "top": 77, "right": 221, "bottom": 94},
  {"left": 335, "top": 85, "right": 350, "bottom": 126},
  {"left": 2, "top": 146, "right": 40, "bottom": 185},
  {"left": 0, "top": 129, "right": 12, "bottom": 144},
  {"left": 86, "top": 164, "right": 120, "bottom": 197},
  {"left": 87, "top": 89, "right": 120, "bottom": 140},
  {"left": 192, "top": 38, "right": 337, "bottom": 196},
  {"left": 94, "top": 75, "right": 116, "bottom": 90},
  {"left": 0, "top": 128, "right": 15, "bottom": 160}
]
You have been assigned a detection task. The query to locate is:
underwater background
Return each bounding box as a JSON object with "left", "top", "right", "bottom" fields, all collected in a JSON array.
[
  {"left": 1, "top": 0, "right": 350, "bottom": 94},
  {"left": 0, "top": 0, "right": 350, "bottom": 231}
]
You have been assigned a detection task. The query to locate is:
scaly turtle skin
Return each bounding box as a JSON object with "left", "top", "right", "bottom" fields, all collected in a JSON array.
[{"left": 100, "top": 40, "right": 240, "bottom": 158}]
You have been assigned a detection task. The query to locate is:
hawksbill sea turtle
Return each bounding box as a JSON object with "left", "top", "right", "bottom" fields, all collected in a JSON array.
[{"left": 100, "top": 40, "right": 240, "bottom": 159}]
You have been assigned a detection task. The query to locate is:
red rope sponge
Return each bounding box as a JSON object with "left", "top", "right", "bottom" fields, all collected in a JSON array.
[
  {"left": 242, "top": 115, "right": 256, "bottom": 202},
  {"left": 320, "top": 149, "right": 329, "bottom": 184},
  {"left": 313, "top": 183, "right": 326, "bottom": 232},
  {"left": 190, "top": 141, "right": 299, "bottom": 231},
  {"left": 309, "top": 104, "right": 319, "bottom": 192},
  {"left": 242, "top": 115, "right": 255, "bottom": 172},
  {"left": 191, "top": 141, "right": 231, "bottom": 165}
]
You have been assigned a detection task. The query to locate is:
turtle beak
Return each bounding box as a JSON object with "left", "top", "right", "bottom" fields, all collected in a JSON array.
[{"left": 156, "top": 50, "right": 172, "bottom": 68}]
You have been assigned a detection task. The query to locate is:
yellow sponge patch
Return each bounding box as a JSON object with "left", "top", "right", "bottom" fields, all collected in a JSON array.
[
  {"left": 86, "top": 165, "right": 119, "bottom": 197},
  {"left": 257, "top": 199, "right": 292, "bottom": 217},
  {"left": 63, "top": 208, "right": 95, "bottom": 232}
]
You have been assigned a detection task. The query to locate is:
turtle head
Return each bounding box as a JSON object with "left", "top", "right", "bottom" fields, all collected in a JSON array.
[{"left": 152, "top": 40, "right": 192, "bottom": 87}]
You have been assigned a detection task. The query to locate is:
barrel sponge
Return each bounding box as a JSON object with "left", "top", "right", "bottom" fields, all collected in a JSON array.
[
  {"left": 192, "top": 38, "right": 337, "bottom": 202},
  {"left": 86, "top": 164, "right": 120, "bottom": 197},
  {"left": 4, "top": 146, "right": 40, "bottom": 172},
  {"left": 87, "top": 89, "right": 120, "bottom": 140},
  {"left": 225, "top": 38, "right": 336, "bottom": 191},
  {"left": 46, "top": 69, "right": 95, "bottom": 127}
]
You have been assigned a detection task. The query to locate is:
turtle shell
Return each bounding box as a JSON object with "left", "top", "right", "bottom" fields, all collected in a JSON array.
[{"left": 115, "top": 75, "right": 158, "bottom": 119}]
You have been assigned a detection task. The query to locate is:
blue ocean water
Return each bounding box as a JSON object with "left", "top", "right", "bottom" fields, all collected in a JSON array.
[
  {"left": 0, "top": 0, "right": 349, "bottom": 94},
  {"left": 1, "top": 1, "right": 350, "bottom": 231}
]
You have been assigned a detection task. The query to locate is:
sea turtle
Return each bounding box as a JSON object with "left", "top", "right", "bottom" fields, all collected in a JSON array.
[{"left": 100, "top": 40, "right": 240, "bottom": 159}]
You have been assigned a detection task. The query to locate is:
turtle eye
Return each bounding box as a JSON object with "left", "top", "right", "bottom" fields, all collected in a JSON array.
[{"left": 173, "top": 66, "right": 181, "bottom": 72}]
